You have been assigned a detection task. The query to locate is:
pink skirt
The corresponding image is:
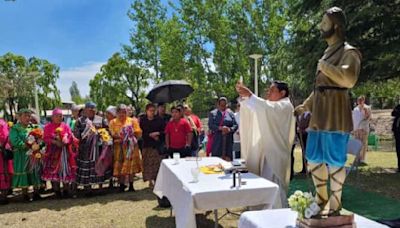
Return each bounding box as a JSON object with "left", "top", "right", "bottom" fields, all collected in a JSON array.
[{"left": 0, "top": 152, "right": 13, "bottom": 190}]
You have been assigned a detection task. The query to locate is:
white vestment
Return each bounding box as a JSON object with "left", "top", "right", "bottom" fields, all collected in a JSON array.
[{"left": 240, "top": 95, "right": 295, "bottom": 208}]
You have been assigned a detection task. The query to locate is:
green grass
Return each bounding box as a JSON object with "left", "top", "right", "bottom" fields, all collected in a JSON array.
[{"left": 291, "top": 148, "right": 400, "bottom": 220}]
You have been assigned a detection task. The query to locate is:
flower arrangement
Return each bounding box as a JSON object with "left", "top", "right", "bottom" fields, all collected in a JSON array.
[
  {"left": 55, "top": 127, "right": 69, "bottom": 144},
  {"left": 25, "top": 128, "right": 46, "bottom": 171},
  {"left": 98, "top": 128, "right": 112, "bottom": 145},
  {"left": 55, "top": 127, "right": 62, "bottom": 138},
  {"left": 288, "top": 190, "right": 320, "bottom": 219}
]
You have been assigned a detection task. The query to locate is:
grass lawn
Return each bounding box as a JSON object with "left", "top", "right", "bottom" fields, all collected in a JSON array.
[
  {"left": 291, "top": 149, "right": 400, "bottom": 221},
  {"left": 293, "top": 149, "right": 400, "bottom": 200},
  {"left": 0, "top": 149, "right": 398, "bottom": 227}
]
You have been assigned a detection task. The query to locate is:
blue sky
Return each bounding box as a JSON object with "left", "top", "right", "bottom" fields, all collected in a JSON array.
[{"left": 0, "top": 0, "right": 133, "bottom": 100}]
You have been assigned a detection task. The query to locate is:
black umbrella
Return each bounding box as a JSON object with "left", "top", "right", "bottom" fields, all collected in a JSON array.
[{"left": 146, "top": 80, "right": 194, "bottom": 103}]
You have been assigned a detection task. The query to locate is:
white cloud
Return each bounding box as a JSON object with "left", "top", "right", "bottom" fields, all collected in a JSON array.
[{"left": 57, "top": 62, "right": 105, "bottom": 101}]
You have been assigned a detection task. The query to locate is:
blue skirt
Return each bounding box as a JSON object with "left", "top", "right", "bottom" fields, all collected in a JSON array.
[{"left": 306, "top": 130, "right": 349, "bottom": 167}]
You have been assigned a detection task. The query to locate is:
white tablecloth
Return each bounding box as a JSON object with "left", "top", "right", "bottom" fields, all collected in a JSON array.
[
  {"left": 154, "top": 157, "right": 279, "bottom": 228},
  {"left": 238, "top": 208, "right": 389, "bottom": 228}
]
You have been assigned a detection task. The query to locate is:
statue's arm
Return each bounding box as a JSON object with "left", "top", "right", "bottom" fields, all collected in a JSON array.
[
  {"left": 318, "top": 50, "right": 361, "bottom": 88},
  {"left": 294, "top": 92, "right": 314, "bottom": 116}
]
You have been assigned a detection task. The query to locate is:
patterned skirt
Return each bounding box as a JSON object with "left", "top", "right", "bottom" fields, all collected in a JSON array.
[
  {"left": 12, "top": 150, "right": 42, "bottom": 188},
  {"left": 0, "top": 151, "right": 12, "bottom": 190},
  {"left": 76, "top": 138, "right": 112, "bottom": 186},
  {"left": 113, "top": 143, "right": 142, "bottom": 178},
  {"left": 42, "top": 145, "right": 77, "bottom": 183},
  {"left": 142, "top": 147, "right": 162, "bottom": 182}
]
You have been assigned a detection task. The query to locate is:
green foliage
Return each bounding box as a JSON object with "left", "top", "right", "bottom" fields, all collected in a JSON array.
[
  {"left": 0, "top": 52, "right": 61, "bottom": 119},
  {"left": 89, "top": 53, "right": 151, "bottom": 113},
  {"left": 124, "top": 0, "right": 166, "bottom": 80},
  {"left": 27, "top": 57, "right": 61, "bottom": 113},
  {"left": 353, "top": 78, "right": 400, "bottom": 109},
  {"left": 276, "top": 0, "right": 400, "bottom": 97},
  {"left": 159, "top": 15, "right": 187, "bottom": 81},
  {"left": 95, "top": 0, "right": 399, "bottom": 116}
]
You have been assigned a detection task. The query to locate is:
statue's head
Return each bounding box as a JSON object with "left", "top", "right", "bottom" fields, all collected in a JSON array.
[{"left": 320, "top": 7, "right": 346, "bottom": 41}]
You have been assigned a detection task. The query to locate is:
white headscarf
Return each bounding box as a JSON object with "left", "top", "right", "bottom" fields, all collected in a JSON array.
[{"left": 105, "top": 106, "right": 117, "bottom": 117}]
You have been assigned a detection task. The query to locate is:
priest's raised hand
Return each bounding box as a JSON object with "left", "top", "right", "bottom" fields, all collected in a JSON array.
[{"left": 235, "top": 81, "right": 252, "bottom": 98}]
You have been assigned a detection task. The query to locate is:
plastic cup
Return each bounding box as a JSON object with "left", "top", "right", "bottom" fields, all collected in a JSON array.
[
  {"left": 191, "top": 167, "right": 199, "bottom": 182},
  {"left": 173, "top": 153, "right": 180, "bottom": 164}
]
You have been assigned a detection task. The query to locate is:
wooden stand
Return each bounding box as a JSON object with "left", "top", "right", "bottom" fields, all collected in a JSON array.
[{"left": 296, "top": 210, "right": 355, "bottom": 228}]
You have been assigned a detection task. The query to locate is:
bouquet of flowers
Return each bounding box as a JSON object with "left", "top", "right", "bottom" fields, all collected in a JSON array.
[
  {"left": 120, "top": 125, "right": 137, "bottom": 159},
  {"left": 98, "top": 128, "right": 113, "bottom": 145},
  {"left": 288, "top": 190, "right": 320, "bottom": 219},
  {"left": 52, "top": 126, "right": 77, "bottom": 181},
  {"left": 25, "top": 128, "right": 46, "bottom": 171},
  {"left": 55, "top": 127, "right": 70, "bottom": 144}
]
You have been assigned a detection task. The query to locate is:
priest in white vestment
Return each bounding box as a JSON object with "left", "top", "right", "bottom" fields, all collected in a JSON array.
[{"left": 236, "top": 81, "right": 296, "bottom": 208}]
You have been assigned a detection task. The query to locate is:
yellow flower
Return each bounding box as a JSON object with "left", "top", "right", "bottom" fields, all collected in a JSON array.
[
  {"left": 34, "top": 153, "right": 42, "bottom": 159},
  {"left": 103, "top": 135, "right": 111, "bottom": 142},
  {"left": 7, "top": 122, "right": 14, "bottom": 128},
  {"left": 56, "top": 127, "right": 62, "bottom": 133}
]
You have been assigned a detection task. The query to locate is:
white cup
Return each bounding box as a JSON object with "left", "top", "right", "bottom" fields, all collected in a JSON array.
[
  {"left": 173, "top": 153, "right": 180, "bottom": 164},
  {"left": 191, "top": 167, "right": 200, "bottom": 183}
]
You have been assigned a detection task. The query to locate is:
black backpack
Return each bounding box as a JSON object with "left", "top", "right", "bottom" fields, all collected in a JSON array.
[{"left": 157, "top": 196, "right": 171, "bottom": 208}]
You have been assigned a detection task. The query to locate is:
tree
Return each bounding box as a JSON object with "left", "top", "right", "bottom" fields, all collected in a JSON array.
[
  {"left": 28, "top": 57, "right": 61, "bottom": 113},
  {"left": 0, "top": 53, "right": 33, "bottom": 119},
  {"left": 124, "top": 0, "right": 166, "bottom": 80},
  {"left": 159, "top": 15, "right": 188, "bottom": 80},
  {"left": 273, "top": 0, "right": 400, "bottom": 97},
  {"left": 0, "top": 52, "right": 61, "bottom": 119},
  {"left": 69, "top": 81, "right": 84, "bottom": 104},
  {"left": 118, "top": 0, "right": 399, "bottom": 115},
  {"left": 89, "top": 53, "right": 151, "bottom": 112}
]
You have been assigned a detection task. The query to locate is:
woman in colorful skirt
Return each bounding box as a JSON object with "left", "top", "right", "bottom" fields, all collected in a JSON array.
[
  {"left": 42, "top": 108, "right": 77, "bottom": 198},
  {"left": 109, "top": 104, "right": 142, "bottom": 192},
  {"left": 9, "top": 109, "right": 43, "bottom": 202},
  {"left": 0, "top": 119, "right": 13, "bottom": 204},
  {"left": 74, "top": 102, "right": 111, "bottom": 195},
  {"left": 139, "top": 103, "right": 165, "bottom": 188}
]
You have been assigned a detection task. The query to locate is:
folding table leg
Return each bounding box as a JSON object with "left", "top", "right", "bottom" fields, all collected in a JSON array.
[{"left": 214, "top": 209, "right": 218, "bottom": 228}]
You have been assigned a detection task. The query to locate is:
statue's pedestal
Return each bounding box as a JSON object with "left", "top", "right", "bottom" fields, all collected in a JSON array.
[{"left": 296, "top": 210, "right": 355, "bottom": 228}]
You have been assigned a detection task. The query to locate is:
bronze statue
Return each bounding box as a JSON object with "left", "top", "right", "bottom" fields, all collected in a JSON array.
[{"left": 295, "top": 6, "right": 362, "bottom": 218}]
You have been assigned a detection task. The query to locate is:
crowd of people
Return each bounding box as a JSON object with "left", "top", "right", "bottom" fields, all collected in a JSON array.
[{"left": 0, "top": 98, "right": 245, "bottom": 204}]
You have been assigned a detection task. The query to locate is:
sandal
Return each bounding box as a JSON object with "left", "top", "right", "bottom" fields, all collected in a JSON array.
[
  {"left": 329, "top": 167, "right": 344, "bottom": 215},
  {"left": 310, "top": 164, "right": 329, "bottom": 217}
]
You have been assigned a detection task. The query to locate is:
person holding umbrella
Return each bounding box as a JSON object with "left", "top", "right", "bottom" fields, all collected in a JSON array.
[{"left": 156, "top": 103, "right": 171, "bottom": 125}]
